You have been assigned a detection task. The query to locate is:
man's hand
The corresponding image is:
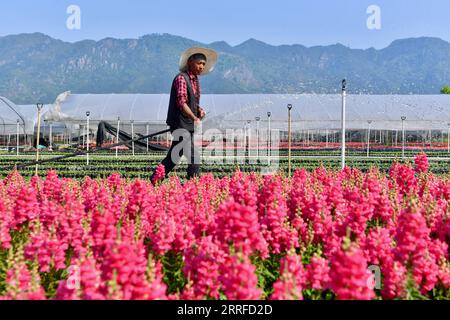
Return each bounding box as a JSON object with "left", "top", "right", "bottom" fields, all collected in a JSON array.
[
  {"left": 198, "top": 106, "right": 206, "bottom": 120},
  {"left": 182, "top": 103, "right": 203, "bottom": 125}
]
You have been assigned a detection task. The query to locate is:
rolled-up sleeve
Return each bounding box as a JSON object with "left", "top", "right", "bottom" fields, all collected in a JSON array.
[{"left": 174, "top": 75, "right": 188, "bottom": 110}]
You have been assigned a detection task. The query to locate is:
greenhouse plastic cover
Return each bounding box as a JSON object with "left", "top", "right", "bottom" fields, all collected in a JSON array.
[
  {"left": 0, "top": 96, "right": 52, "bottom": 135},
  {"left": 40, "top": 92, "right": 450, "bottom": 131},
  {"left": 2, "top": 92, "right": 450, "bottom": 135}
]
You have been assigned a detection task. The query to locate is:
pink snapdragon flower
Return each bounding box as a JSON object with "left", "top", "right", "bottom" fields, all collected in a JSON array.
[
  {"left": 414, "top": 152, "right": 429, "bottom": 174},
  {"left": 271, "top": 253, "right": 306, "bottom": 300},
  {"left": 219, "top": 255, "right": 262, "bottom": 300},
  {"left": 329, "top": 243, "right": 375, "bottom": 300},
  {"left": 152, "top": 164, "right": 166, "bottom": 185}
]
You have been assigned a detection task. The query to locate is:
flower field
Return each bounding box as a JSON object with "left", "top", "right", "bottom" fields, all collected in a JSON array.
[
  {"left": 0, "top": 149, "right": 449, "bottom": 181},
  {"left": 0, "top": 153, "right": 448, "bottom": 300}
]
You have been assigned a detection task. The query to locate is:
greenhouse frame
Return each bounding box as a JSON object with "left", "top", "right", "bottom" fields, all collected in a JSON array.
[{"left": 1, "top": 91, "right": 449, "bottom": 150}]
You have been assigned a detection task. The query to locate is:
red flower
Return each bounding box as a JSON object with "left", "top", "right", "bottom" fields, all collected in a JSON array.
[
  {"left": 329, "top": 243, "right": 375, "bottom": 300},
  {"left": 151, "top": 164, "right": 166, "bottom": 185},
  {"left": 271, "top": 253, "right": 306, "bottom": 300},
  {"left": 414, "top": 152, "right": 429, "bottom": 174},
  {"left": 213, "top": 200, "right": 268, "bottom": 258},
  {"left": 306, "top": 255, "right": 331, "bottom": 290},
  {"left": 219, "top": 255, "right": 262, "bottom": 300}
]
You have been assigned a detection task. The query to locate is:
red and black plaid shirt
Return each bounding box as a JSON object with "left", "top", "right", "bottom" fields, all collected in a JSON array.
[{"left": 174, "top": 71, "right": 201, "bottom": 110}]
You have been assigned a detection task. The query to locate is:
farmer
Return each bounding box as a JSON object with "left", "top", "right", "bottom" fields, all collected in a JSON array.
[{"left": 150, "top": 47, "right": 218, "bottom": 183}]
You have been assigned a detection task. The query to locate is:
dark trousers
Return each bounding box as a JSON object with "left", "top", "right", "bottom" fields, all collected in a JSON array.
[{"left": 151, "top": 127, "right": 200, "bottom": 181}]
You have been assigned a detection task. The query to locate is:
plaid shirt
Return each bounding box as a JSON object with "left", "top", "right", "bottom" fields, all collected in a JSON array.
[{"left": 174, "top": 71, "right": 201, "bottom": 110}]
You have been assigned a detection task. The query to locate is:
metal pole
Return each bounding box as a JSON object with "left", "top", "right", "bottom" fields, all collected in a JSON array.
[
  {"left": 35, "top": 104, "right": 43, "bottom": 176},
  {"left": 267, "top": 112, "right": 271, "bottom": 166},
  {"left": 146, "top": 123, "right": 149, "bottom": 153},
  {"left": 255, "top": 117, "right": 260, "bottom": 161},
  {"left": 341, "top": 80, "right": 347, "bottom": 170},
  {"left": 86, "top": 112, "right": 90, "bottom": 165},
  {"left": 49, "top": 122, "right": 53, "bottom": 152},
  {"left": 429, "top": 129, "right": 432, "bottom": 147},
  {"left": 247, "top": 120, "right": 251, "bottom": 159},
  {"left": 447, "top": 123, "right": 450, "bottom": 153},
  {"left": 326, "top": 129, "right": 329, "bottom": 148},
  {"left": 16, "top": 120, "right": 20, "bottom": 156},
  {"left": 131, "top": 120, "right": 135, "bottom": 157},
  {"left": 242, "top": 122, "right": 247, "bottom": 156},
  {"left": 401, "top": 116, "right": 406, "bottom": 159},
  {"left": 116, "top": 117, "right": 120, "bottom": 158},
  {"left": 287, "top": 104, "right": 293, "bottom": 177},
  {"left": 367, "top": 121, "right": 372, "bottom": 158}
]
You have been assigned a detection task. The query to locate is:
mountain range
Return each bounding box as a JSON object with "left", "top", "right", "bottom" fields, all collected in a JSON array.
[{"left": 0, "top": 33, "right": 449, "bottom": 104}]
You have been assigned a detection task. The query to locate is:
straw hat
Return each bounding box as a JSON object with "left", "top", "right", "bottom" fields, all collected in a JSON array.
[{"left": 179, "top": 47, "right": 218, "bottom": 76}]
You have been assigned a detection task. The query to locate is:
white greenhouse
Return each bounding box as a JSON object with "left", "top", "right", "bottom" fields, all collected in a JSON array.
[
  {"left": 1, "top": 91, "right": 449, "bottom": 149},
  {"left": 37, "top": 92, "right": 450, "bottom": 131}
]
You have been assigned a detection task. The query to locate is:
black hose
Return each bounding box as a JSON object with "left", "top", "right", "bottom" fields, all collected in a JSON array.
[{"left": 5, "top": 128, "right": 171, "bottom": 171}]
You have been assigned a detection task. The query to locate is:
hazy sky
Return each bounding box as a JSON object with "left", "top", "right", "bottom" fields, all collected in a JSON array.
[{"left": 0, "top": 0, "right": 449, "bottom": 49}]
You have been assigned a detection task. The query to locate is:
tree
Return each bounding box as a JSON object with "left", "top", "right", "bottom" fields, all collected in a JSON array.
[{"left": 441, "top": 86, "right": 450, "bottom": 94}]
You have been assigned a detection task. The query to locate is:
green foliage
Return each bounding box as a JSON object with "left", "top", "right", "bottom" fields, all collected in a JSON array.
[
  {"left": 252, "top": 254, "right": 282, "bottom": 298},
  {"left": 160, "top": 251, "right": 187, "bottom": 295},
  {"left": 441, "top": 86, "right": 450, "bottom": 94},
  {"left": 0, "top": 148, "right": 449, "bottom": 181}
]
